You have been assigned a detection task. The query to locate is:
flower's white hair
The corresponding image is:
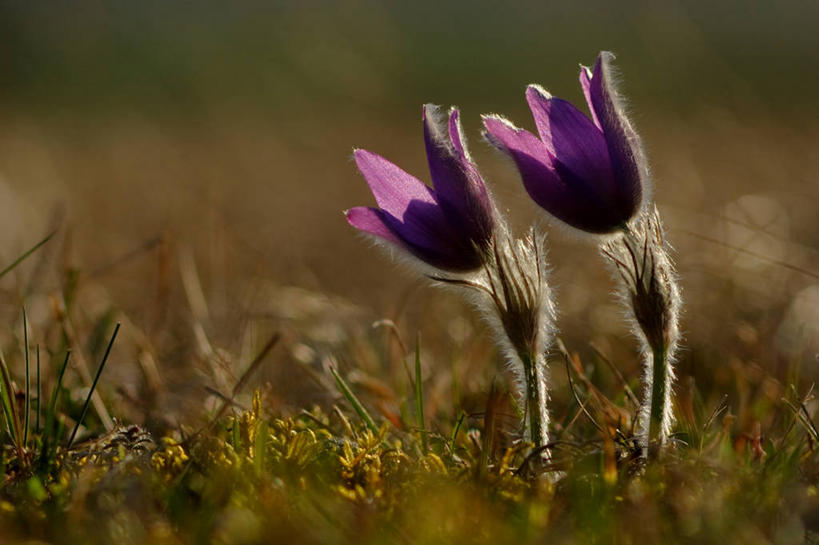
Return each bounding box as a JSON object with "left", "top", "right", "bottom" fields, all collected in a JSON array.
[
  {"left": 602, "top": 206, "right": 682, "bottom": 450},
  {"left": 423, "top": 103, "right": 473, "bottom": 161},
  {"left": 431, "top": 224, "right": 556, "bottom": 453}
]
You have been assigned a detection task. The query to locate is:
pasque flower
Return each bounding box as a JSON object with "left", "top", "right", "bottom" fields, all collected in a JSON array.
[
  {"left": 482, "top": 51, "right": 683, "bottom": 457},
  {"left": 346, "top": 104, "right": 496, "bottom": 272},
  {"left": 347, "top": 105, "right": 556, "bottom": 462},
  {"left": 482, "top": 51, "right": 645, "bottom": 234}
]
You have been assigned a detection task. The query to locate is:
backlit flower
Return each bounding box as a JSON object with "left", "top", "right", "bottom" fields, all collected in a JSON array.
[
  {"left": 346, "top": 105, "right": 496, "bottom": 272},
  {"left": 483, "top": 51, "right": 646, "bottom": 234}
]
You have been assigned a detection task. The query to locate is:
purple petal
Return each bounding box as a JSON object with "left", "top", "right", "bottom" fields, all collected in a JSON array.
[
  {"left": 354, "top": 149, "right": 447, "bottom": 246},
  {"left": 354, "top": 149, "right": 436, "bottom": 219},
  {"left": 345, "top": 206, "right": 401, "bottom": 245},
  {"left": 483, "top": 115, "right": 555, "bottom": 169},
  {"left": 423, "top": 104, "right": 467, "bottom": 194},
  {"left": 525, "top": 85, "right": 613, "bottom": 188},
  {"left": 482, "top": 114, "right": 567, "bottom": 205},
  {"left": 381, "top": 199, "right": 483, "bottom": 271},
  {"left": 423, "top": 104, "right": 494, "bottom": 247},
  {"left": 380, "top": 201, "right": 449, "bottom": 250},
  {"left": 578, "top": 66, "right": 601, "bottom": 128},
  {"left": 587, "top": 52, "right": 644, "bottom": 219},
  {"left": 483, "top": 114, "right": 630, "bottom": 234},
  {"left": 422, "top": 104, "right": 457, "bottom": 194},
  {"left": 348, "top": 204, "right": 482, "bottom": 271},
  {"left": 447, "top": 107, "right": 465, "bottom": 156},
  {"left": 354, "top": 148, "right": 460, "bottom": 256}
]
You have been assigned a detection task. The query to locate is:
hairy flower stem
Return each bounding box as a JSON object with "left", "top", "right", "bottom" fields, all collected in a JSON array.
[
  {"left": 522, "top": 352, "right": 549, "bottom": 453},
  {"left": 647, "top": 345, "right": 669, "bottom": 457},
  {"left": 602, "top": 208, "right": 681, "bottom": 458},
  {"left": 431, "top": 232, "right": 555, "bottom": 467}
]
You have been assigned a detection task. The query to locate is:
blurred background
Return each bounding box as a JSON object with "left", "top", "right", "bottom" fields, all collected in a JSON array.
[{"left": 0, "top": 1, "right": 817, "bottom": 431}]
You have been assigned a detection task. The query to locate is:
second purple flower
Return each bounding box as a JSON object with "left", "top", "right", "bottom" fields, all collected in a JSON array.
[{"left": 483, "top": 51, "right": 646, "bottom": 234}]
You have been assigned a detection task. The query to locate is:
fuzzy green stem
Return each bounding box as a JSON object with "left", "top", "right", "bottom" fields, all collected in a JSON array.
[
  {"left": 647, "top": 345, "right": 668, "bottom": 457},
  {"left": 521, "top": 352, "right": 547, "bottom": 453}
]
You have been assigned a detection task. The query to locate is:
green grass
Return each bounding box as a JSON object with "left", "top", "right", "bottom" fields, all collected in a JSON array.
[{"left": 0, "top": 379, "right": 816, "bottom": 544}]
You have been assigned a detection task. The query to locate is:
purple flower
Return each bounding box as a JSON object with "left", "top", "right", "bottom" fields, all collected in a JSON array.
[
  {"left": 483, "top": 51, "right": 645, "bottom": 234},
  {"left": 346, "top": 105, "right": 496, "bottom": 272}
]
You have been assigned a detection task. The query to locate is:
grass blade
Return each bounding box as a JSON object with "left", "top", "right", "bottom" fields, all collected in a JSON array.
[
  {"left": 54, "top": 301, "right": 114, "bottom": 430},
  {"left": 35, "top": 346, "right": 40, "bottom": 435},
  {"left": 38, "top": 350, "right": 71, "bottom": 471},
  {"left": 68, "top": 323, "right": 120, "bottom": 448},
  {"left": 231, "top": 333, "right": 281, "bottom": 398},
  {"left": 0, "top": 350, "right": 24, "bottom": 461},
  {"left": 23, "top": 309, "right": 30, "bottom": 445},
  {"left": 414, "top": 333, "right": 427, "bottom": 454},
  {"left": 329, "top": 365, "right": 378, "bottom": 434},
  {"left": 193, "top": 332, "right": 280, "bottom": 443},
  {"left": 783, "top": 396, "right": 819, "bottom": 444},
  {"left": 48, "top": 351, "right": 71, "bottom": 428},
  {"left": 451, "top": 411, "right": 466, "bottom": 449},
  {"left": 0, "top": 231, "right": 56, "bottom": 280}
]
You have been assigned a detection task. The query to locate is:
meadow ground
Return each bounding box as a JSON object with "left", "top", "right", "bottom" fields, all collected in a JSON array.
[{"left": 1, "top": 3, "right": 818, "bottom": 544}]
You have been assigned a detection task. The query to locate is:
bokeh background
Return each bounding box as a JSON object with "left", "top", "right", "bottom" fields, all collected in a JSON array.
[{"left": 0, "top": 1, "right": 817, "bottom": 429}]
